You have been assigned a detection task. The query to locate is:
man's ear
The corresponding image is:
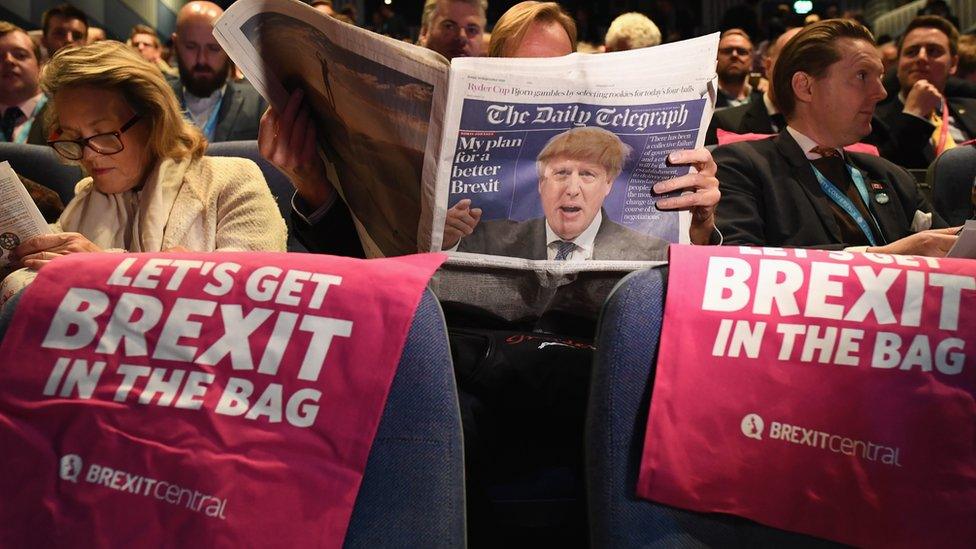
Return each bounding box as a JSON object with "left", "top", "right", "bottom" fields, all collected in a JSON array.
[
  {"left": 791, "top": 71, "right": 813, "bottom": 105},
  {"left": 948, "top": 53, "right": 959, "bottom": 76},
  {"left": 171, "top": 33, "right": 179, "bottom": 49},
  {"left": 418, "top": 25, "right": 428, "bottom": 47}
]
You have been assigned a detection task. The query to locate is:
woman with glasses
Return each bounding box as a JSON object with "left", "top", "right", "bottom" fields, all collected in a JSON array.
[{"left": 1, "top": 40, "right": 285, "bottom": 301}]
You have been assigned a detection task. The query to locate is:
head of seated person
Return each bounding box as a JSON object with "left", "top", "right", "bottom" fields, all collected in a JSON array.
[
  {"left": 6, "top": 41, "right": 285, "bottom": 273},
  {"left": 488, "top": 1, "right": 576, "bottom": 58},
  {"left": 770, "top": 18, "right": 887, "bottom": 149}
]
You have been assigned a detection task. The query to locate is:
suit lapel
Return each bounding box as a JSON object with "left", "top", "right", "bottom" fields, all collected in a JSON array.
[
  {"left": 846, "top": 154, "right": 900, "bottom": 245},
  {"left": 774, "top": 131, "right": 845, "bottom": 243},
  {"left": 948, "top": 98, "right": 976, "bottom": 140},
  {"left": 528, "top": 217, "right": 549, "bottom": 259},
  {"left": 213, "top": 84, "right": 242, "bottom": 142},
  {"left": 741, "top": 99, "right": 774, "bottom": 134}
]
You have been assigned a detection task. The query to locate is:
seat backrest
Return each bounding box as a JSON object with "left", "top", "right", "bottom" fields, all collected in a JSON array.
[
  {"left": 929, "top": 145, "right": 976, "bottom": 225},
  {"left": 205, "top": 140, "right": 308, "bottom": 252},
  {"left": 344, "top": 289, "right": 466, "bottom": 547},
  {"left": 586, "top": 267, "right": 838, "bottom": 548},
  {"left": 0, "top": 142, "right": 81, "bottom": 205}
]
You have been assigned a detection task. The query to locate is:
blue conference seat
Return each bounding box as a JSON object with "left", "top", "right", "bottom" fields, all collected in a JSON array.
[
  {"left": 0, "top": 287, "right": 465, "bottom": 547},
  {"left": 345, "top": 289, "right": 466, "bottom": 547},
  {"left": 586, "top": 266, "right": 838, "bottom": 548},
  {"left": 929, "top": 145, "right": 976, "bottom": 226},
  {"left": 206, "top": 140, "right": 308, "bottom": 252},
  {"left": 0, "top": 142, "right": 82, "bottom": 205}
]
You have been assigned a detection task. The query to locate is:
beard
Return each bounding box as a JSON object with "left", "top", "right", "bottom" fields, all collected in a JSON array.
[{"left": 179, "top": 60, "right": 230, "bottom": 98}]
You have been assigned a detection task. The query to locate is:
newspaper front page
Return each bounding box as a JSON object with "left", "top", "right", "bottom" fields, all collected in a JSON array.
[
  {"left": 431, "top": 36, "right": 719, "bottom": 317},
  {"left": 0, "top": 162, "right": 53, "bottom": 267},
  {"left": 216, "top": 1, "right": 719, "bottom": 317},
  {"left": 214, "top": 0, "right": 450, "bottom": 257}
]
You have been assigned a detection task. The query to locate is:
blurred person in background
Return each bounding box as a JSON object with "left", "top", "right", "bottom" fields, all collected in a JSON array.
[
  {"left": 170, "top": 1, "right": 266, "bottom": 141},
  {"left": 603, "top": 12, "right": 661, "bottom": 53}
]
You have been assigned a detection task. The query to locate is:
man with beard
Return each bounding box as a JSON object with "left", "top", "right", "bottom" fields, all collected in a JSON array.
[
  {"left": 169, "top": 1, "right": 265, "bottom": 141},
  {"left": 418, "top": 0, "right": 487, "bottom": 60},
  {"left": 716, "top": 28, "right": 758, "bottom": 108}
]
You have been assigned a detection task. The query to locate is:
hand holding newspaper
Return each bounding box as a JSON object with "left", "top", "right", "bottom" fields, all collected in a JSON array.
[
  {"left": 214, "top": 0, "right": 718, "bottom": 317},
  {"left": 214, "top": 0, "right": 718, "bottom": 272},
  {"left": 0, "top": 161, "right": 54, "bottom": 267}
]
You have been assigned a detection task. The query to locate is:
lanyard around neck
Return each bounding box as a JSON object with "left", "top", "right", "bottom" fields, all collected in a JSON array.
[
  {"left": 181, "top": 90, "right": 223, "bottom": 141},
  {"left": 810, "top": 161, "right": 880, "bottom": 247}
]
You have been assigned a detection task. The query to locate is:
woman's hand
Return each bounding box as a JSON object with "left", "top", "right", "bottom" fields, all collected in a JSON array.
[{"left": 13, "top": 232, "right": 103, "bottom": 270}]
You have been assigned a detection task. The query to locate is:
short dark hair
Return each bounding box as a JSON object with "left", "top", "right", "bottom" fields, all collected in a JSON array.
[
  {"left": 898, "top": 15, "right": 959, "bottom": 56},
  {"left": 41, "top": 4, "right": 89, "bottom": 37},
  {"left": 0, "top": 21, "right": 41, "bottom": 62},
  {"left": 771, "top": 18, "right": 875, "bottom": 118}
]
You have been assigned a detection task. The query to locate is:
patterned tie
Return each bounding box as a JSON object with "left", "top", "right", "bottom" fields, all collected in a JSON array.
[
  {"left": 931, "top": 101, "right": 957, "bottom": 157},
  {"left": 554, "top": 240, "right": 576, "bottom": 260},
  {"left": 810, "top": 146, "right": 849, "bottom": 191},
  {"left": 1, "top": 106, "right": 24, "bottom": 142}
]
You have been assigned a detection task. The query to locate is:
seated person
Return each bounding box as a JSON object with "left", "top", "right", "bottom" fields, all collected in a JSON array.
[
  {"left": 263, "top": 0, "right": 720, "bottom": 259},
  {"left": 875, "top": 16, "right": 976, "bottom": 168},
  {"left": 706, "top": 27, "right": 801, "bottom": 144},
  {"left": 2, "top": 41, "right": 286, "bottom": 302},
  {"left": 447, "top": 127, "right": 670, "bottom": 260},
  {"left": 714, "top": 19, "right": 956, "bottom": 256}
]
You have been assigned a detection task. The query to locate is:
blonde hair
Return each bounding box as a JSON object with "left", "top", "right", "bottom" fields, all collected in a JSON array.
[
  {"left": 537, "top": 127, "right": 631, "bottom": 182},
  {"left": 605, "top": 12, "right": 661, "bottom": 52},
  {"left": 489, "top": 1, "right": 577, "bottom": 58},
  {"left": 41, "top": 40, "right": 206, "bottom": 161}
]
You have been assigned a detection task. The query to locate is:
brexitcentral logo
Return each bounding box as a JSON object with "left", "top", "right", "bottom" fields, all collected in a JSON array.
[
  {"left": 741, "top": 413, "right": 765, "bottom": 441},
  {"left": 59, "top": 454, "right": 83, "bottom": 483}
]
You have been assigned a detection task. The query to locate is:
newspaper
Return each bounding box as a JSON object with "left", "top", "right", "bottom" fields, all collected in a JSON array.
[
  {"left": 214, "top": 0, "right": 718, "bottom": 317},
  {"left": 214, "top": 0, "right": 449, "bottom": 258},
  {"left": 0, "top": 161, "right": 53, "bottom": 267}
]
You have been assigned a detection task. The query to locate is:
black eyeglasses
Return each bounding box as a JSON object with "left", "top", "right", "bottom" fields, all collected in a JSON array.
[
  {"left": 718, "top": 47, "right": 751, "bottom": 56},
  {"left": 48, "top": 114, "right": 141, "bottom": 160}
]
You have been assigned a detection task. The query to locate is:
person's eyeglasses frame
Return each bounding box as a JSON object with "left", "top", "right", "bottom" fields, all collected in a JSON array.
[{"left": 47, "top": 114, "right": 142, "bottom": 161}]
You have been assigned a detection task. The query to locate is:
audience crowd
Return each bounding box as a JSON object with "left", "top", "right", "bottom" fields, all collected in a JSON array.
[{"left": 1, "top": 0, "right": 975, "bottom": 545}]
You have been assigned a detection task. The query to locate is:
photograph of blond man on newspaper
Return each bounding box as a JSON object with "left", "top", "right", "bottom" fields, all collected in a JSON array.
[{"left": 446, "top": 126, "right": 669, "bottom": 260}]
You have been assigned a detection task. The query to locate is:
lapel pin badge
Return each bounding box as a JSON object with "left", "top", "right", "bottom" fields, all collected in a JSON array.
[{"left": 875, "top": 192, "right": 890, "bottom": 205}]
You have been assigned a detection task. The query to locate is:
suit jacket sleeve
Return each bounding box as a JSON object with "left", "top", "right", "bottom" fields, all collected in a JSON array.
[
  {"left": 290, "top": 197, "right": 366, "bottom": 258},
  {"left": 713, "top": 143, "right": 770, "bottom": 246},
  {"left": 875, "top": 104, "right": 935, "bottom": 169}
]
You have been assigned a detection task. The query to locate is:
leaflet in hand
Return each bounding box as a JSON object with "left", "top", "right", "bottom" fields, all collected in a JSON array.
[{"left": 0, "top": 161, "right": 53, "bottom": 267}]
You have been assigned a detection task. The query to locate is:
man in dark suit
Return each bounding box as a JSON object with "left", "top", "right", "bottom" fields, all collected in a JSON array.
[
  {"left": 706, "top": 27, "right": 801, "bottom": 145},
  {"left": 715, "top": 29, "right": 759, "bottom": 109},
  {"left": 449, "top": 127, "right": 669, "bottom": 261},
  {"left": 170, "top": 1, "right": 266, "bottom": 142},
  {"left": 0, "top": 22, "right": 50, "bottom": 145},
  {"left": 714, "top": 19, "right": 956, "bottom": 256},
  {"left": 874, "top": 16, "right": 976, "bottom": 169}
]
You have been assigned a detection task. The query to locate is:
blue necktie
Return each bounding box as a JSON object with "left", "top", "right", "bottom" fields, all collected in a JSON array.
[{"left": 554, "top": 240, "right": 575, "bottom": 260}]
